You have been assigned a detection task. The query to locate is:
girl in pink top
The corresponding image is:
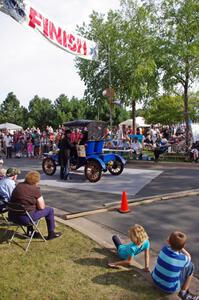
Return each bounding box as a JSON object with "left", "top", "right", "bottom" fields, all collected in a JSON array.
[{"left": 27, "top": 139, "right": 34, "bottom": 158}]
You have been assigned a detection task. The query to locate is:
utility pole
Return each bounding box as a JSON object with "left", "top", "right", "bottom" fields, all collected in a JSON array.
[
  {"left": 108, "top": 44, "right": 113, "bottom": 129},
  {"left": 102, "top": 44, "right": 115, "bottom": 130}
]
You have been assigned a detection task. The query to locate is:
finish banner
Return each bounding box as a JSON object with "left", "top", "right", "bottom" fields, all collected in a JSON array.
[{"left": 0, "top": 0, "right": 98, "bottom": 60}]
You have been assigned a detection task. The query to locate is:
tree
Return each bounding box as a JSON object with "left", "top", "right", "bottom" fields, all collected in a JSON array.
[
  {"left": 157, "top": 0, "right": 199, "bottom": 145},
  {"left": 53, "top": 94, "right": 73, "bottom": 127},
  {"left": 28, "top": 95, "right": 54, "bottom": 129},
  {"left": 142, "top": 95, "right": 184, "bottom": 125},
  {"left": 75, "top": 10, "right": 122, "bottom": 125},
  {"left": 0, "top": 92, "right": 25, "bottom": 126},
  {"left": 75, "top": 1, "right": 158, "bottom": 130},
  {"left": 70, "top": 96, "right": 88, "bottom": 120},
  {"left": 115, "top": 0, "right": 158, "bottom": 132},
  {"left": 189, "top": 91, "right": 199, "bottom": 123}
]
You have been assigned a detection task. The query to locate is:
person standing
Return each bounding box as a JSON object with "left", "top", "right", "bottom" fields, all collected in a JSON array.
[
  {"left": 3, "top": 132, "right": 13, "bottom": 159},
  {"left": 58, "top": 129, "right": 74, "bottom": 180}
]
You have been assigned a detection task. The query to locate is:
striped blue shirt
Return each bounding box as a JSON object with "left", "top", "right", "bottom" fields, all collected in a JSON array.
[{"left": 152, "top": 245, "right": 190, "bottom": 293}]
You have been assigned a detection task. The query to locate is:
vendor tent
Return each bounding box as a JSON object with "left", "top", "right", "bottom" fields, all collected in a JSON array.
[
  {"left": 119, "top": 117, "right": 150, "bottom": 127},
  {"left": 0, "top": 122, "right": 23, "bottom": 130}
]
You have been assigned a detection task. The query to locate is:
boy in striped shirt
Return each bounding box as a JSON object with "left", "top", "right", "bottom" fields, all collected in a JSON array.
[{"left": 152, "top": 231, "right": 199, "bottom": 300}]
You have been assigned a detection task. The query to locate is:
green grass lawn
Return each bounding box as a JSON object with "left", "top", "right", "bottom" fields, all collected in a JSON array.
[{"left": 0, "top": 220, "right": 168, "bottom": 300}]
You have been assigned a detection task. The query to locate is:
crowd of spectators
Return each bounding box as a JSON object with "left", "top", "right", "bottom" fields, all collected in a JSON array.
[
  {"left": 0, "top": 125, "right": 65, "bottom": 159},
  {"left": 104, "top": 124, "right": 198, "bottom": 162},
  {"left": 0, "top": 123, "right": 198, "bottom": 162}
]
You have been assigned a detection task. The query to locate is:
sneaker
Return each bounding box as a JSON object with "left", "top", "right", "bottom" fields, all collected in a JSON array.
[
  {"left": 47, "top": 232, "right": 62, "bottom": 240},
  {"left": 179, "top": 291, "right": 199, "bottom": 300}
]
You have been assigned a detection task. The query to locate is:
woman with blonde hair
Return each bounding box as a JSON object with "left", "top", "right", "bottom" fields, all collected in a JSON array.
[
  {"left": 108, "top": 224, "right": 150, "bottom": 271},
  {"left": 9, "top": 170, "right": 61, "bottom": 240}
]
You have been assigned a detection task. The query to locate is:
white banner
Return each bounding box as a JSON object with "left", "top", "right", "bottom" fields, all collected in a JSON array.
[{"left": 0, "top": 0, "right": 98, "bottom": 60}]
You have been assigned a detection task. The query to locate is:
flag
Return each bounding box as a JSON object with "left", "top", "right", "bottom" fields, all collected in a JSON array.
[{"left": 0, "top": 0, "right": 98, "bottom": 60}]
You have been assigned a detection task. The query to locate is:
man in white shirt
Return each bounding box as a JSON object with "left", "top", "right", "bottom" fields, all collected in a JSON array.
[
  {"left": 131, "top": 137, "right": 142, "bottom": 159},
  {"left": 3, "top": 133, "right": 13, "bottom": 158}
]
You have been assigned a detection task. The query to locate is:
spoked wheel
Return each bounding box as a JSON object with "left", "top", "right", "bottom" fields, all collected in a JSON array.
[
  {"left": 42, "top": 158, "right": 56, "bottom": 176},
  {"left": 108, "top": 160, "right": 124, "bottom": 175},
  {"left": 84, "top": 159, "right": 102, "bottom": 183}
]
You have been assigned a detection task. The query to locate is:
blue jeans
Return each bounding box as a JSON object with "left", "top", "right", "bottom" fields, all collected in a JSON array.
[
  {"left": 112, "top": 235, "right": 122, "bottom": 249},
  {"left": 9, "top": 207, "right": 55, "bottom": 234}
]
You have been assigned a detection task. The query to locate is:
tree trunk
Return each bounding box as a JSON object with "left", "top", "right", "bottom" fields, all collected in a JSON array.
[
  {"left": 132, "top": 100, "right": 136, "bottom": 134},
  {"left": 184, "top": 82, "right": 190, "bottom": 150}
]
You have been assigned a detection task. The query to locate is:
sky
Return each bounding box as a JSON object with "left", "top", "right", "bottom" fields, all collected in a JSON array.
[{"left": 0, "top": 0, "right": 120, "bottom": 107}]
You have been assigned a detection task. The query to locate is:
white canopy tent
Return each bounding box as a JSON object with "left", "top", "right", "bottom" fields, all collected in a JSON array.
[
  {"left": 0, "top": 122, "right": 23, "bottom": 131},
  {"left": 119, "top": 117, "right": 150, "bottom": 127}
]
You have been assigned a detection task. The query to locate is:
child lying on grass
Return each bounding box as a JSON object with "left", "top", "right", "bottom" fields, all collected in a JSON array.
[{"left": 108, "top": 224, "right": 150, "bottom": 271}]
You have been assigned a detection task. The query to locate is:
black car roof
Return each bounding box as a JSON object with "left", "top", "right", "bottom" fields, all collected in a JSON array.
[{"left": 63, "top": 120, "right": 106, "bottom": 127}]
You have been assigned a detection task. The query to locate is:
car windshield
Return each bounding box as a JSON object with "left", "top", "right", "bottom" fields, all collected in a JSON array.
[{"left": 64, "top": 120, "right": 107, "bottom": 140}]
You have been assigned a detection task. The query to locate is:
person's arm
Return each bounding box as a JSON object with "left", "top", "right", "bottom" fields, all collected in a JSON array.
[
  {"left": 181, "top": 248, "right": 191, "bottom": 260},
  {"left": 36, "top": 196, "right": 45, "bottom": 210},
  {"left": 143, "top": 248, "right": 150, "bottom": 272},
  {"left": 108, "top": 256, "right": 134, "bottom": 268}
]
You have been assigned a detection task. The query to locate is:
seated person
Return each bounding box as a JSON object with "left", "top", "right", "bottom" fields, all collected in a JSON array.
[
  {"left": 190, "top": 142, "right": 199, "bottom": 162},
  {"left": 144, "top": 134, "right": 154, "bottom": 150},
  {"left": 0, "top": 167, "right": 20, "bottom": 211},
  {"left": 152, "top": 231, "right": 199, "bottom": 300},
  {"left": 131, "top": 137, "right": 142, "bottom": 159},
  {"left": 154, "top": 135, "right": 169, "bottom": 162},
  {"left": 79, "top": 130, "right": 88, "bottom": 145},
  {"left": 108, "top": 224, "right": 150, "bottom": 271},
  {"left": 9, "top": 171, "right": 62, "bottom": 240},
  {"left": 0, "top": 168, "right": 6, "bottom": 180}
]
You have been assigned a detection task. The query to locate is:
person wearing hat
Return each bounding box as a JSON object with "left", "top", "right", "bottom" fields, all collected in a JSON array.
[
  {"left": 0, "top": 167, "right": 20, "bottom": 210},
  {"left": 58, "top": 129, "right": 75, "bottom": 180}
]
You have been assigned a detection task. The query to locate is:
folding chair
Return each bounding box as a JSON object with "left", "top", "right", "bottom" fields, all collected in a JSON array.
[
  {"left": 0, "top": 198, "right": 9, "bottom": 224},
  {"left": 6, "top": 202, "right": 46, "bottom": 252}
]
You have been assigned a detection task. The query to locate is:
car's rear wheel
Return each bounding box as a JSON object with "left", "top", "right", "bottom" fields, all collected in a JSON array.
[
  {"left": 84, "top": 160, "right": 102, "bottom": 182},
  {"left": 108, "top": 160, "right": 124, "bottom": 175},
  {"left": 42, "top": 158, "right": 56, "bottom": 176}
]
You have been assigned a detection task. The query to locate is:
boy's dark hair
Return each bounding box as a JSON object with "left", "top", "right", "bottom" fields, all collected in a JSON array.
[{"left": 169, "top": 231, "right": 187, "bottom": 251}]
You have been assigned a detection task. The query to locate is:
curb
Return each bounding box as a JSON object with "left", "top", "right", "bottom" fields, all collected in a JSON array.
[
  {"left": 56, "top": 189, "right": 199, "bottom": 220},
  {"left": 104, "top": 189, "right": 199, "bottom": 208}
]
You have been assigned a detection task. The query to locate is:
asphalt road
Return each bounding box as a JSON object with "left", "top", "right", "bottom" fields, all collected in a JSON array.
[
  {"left": 3, "top": 157, "right": 199, "bottom": 277},
  {"left": 87, "top": 195, "right": 199, "bottom": 278}
]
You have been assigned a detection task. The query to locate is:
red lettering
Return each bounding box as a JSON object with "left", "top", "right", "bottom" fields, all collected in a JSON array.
[
  {"left": 77, "top": 38, "right": 82, "bottom": 54},
  {"left": 83, "top": 41, "right": 87, "bottom": 56},
  {"left": 49, "top": 22, "right": 62, "bottom": 45},
  {"left": 43, "top": 17, "right": 49, "bottom": 37},
  {"left": 68, "top": 34, "right": 77, "bottom": 52},
  {"left": 63, "top": 31, "right": 68, "bottom": 48},
  {"left": 29, "top": 7, "right": 42, "bottom": 29}
]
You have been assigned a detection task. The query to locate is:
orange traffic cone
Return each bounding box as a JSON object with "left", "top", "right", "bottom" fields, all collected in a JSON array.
[{"left": 118, "top": 191, "right": 130, "bottom": 213}]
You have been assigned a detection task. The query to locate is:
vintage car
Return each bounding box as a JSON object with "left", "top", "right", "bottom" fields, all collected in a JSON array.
[{"left": 42, "top": 119, "right": 126, "bottom": 183}]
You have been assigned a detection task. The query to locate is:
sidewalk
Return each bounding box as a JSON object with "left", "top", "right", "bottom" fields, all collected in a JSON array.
[{"left": 54, "top": 208, "right": 199, "bottom": 300}]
